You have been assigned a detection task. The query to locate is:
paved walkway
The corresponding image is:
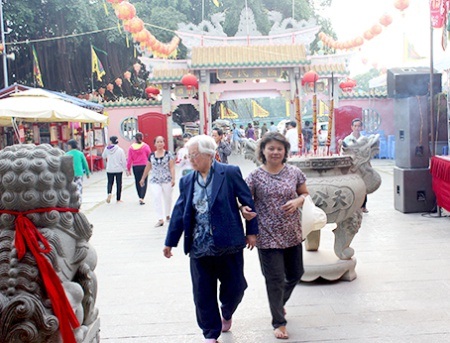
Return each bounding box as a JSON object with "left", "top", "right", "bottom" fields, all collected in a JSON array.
[{"left": 81, "top": 155, "right": 450, "bottom": 343}]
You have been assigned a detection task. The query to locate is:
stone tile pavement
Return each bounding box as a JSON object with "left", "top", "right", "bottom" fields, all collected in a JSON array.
[{"left": 81, "top": 155, "right": 450, "bottom": 343}]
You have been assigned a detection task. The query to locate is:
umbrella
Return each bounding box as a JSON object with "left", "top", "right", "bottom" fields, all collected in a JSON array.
[{"left": 0, "top": 88, "right": 108, "bottom": 124}]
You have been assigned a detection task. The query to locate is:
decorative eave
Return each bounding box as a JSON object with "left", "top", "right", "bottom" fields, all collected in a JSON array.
[
  {"left": 190, "top": 44, "right": 309, "bottom": 69},
  {"left": 150, "top": 68, "right": 190, "bottom": 83},
  {"left": 304, "top": 64, "right": 349, "bottom": 78},
  {"left": 97, "top": 99, "right": 162, "bottom": 108},
  {"left": 307, "top": 52, "right": 352, "bottom": 78},
  {"left": 340, "top": 90, "right": 387, "bottom": 99}
]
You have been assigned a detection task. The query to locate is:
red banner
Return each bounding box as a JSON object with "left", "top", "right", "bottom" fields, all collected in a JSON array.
[{"left": 431, "top": 0, "right": 448, "bottom": 28}]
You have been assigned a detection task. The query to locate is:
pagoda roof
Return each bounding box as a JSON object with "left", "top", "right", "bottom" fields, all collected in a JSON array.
[
  {"left": 145, "top": 48, "right": 351, "bottom": 83},
  {"left": 190, "top": 44, "right": 308, "bottom": 69}
]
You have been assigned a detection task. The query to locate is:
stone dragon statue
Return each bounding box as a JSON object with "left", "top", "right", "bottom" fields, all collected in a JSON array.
[
  {"left": 243, "top": 134, "right": 381, "bottom": 260},
  {"left": 177, "top": 12, "right": 226, "bottom": 36},
  {"left": 0, "top": 144, "right": 99, "bottom": 342}
]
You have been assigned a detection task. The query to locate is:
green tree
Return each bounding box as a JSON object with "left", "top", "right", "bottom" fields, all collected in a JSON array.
[
  {"left": 0, "top": 0, "right": 332, "bottom": 94},
  {"left": 353, "top": 69, "right": 382, "bottom": 93}
]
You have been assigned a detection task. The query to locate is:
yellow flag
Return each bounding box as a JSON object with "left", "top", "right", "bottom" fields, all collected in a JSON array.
[
  {"left": 319, "top": 100, "right": 328, "bottom": 117},
  {"left": 32, "top": 46, "right": 44, "bottom": 88},
  {"left": 220, "top": 103, "right": 239, "bottom": 119},
  {"left": 212, "top": 0, "right": 220, "bottom": 7},
  {"left": 252, "top": 100, "right": 269, "bottom": 118},
  {"left": 91, "top": 47, "right": 106, "bottom": 82}
]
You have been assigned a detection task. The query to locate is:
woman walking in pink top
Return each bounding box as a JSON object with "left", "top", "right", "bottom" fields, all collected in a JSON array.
[{"left": 127, "top": 132, "right": 151, "bottom": 205}]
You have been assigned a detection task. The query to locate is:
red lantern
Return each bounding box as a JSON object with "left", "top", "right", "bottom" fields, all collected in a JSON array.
[
  {"left": 370, "top": 24, "right": 382, "bottom": 36},
  {"left": 160, "top": 45, "right": 170, "bottom": 56},
  {"left": 301, "top": 71, "right": 319, "bottom": 86},
  {"left": 394, "top": 0, "right": 409, "bottom": 11},
  {"left": 354, "top": 36, "right": 364, "bottom": 46},
  {"left": 107, "top": 0, "right": 124, "bottom": 3},
  {"left": 61, "top": 123, "right": 69, "bottom": 142},
  {"left": 181, "top": 73, "right": 198, "bottom": 89},
  {"left": 115, "top": 1, "right": 136, "bottom": 20},
  {"left": 153, "top": 40, "right": 162, "bottom": 52},
  {"left": 363, "top": 30, "right": 374, "bottom": 40},
  {"left": 146, "top": 34, "right": 157, "bottom": 48},
  {"left": 145, "top": 86, "right": 160, "bottom": 96},
  {"left": 339, "top": 78, "right": 357, "bottom": 92},
  {"left": 49, "top": 123, "right": 58, "bottom": 145},
  {"left": 33, "top": 123, "right": 40, "bottom": 144},
  {"left": 18, "top": 124, "right": 25, "bottom": 143},
  {"left": 134, "top": 29, "right": 151, "bottom": 43},
  {"left": 126, "top": 17, "right": 144, "bottom": 34},
  {"left": 0, "top": 44, "right": 3, "bottom": 53},
  {"left": 379, "top": 14, "right": 393, "bottom": 27},
  {"left": 123, "top": 20, "right": 131, "bottom": 32}
]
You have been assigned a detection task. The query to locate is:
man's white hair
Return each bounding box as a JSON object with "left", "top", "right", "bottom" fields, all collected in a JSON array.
[{"left": 186, "top": 135, "right": 217, "bottom": 156}]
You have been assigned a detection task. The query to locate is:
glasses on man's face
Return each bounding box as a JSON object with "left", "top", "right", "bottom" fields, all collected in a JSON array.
[{"left": 188, "top": 152, "right": 201, "bottom": 160}]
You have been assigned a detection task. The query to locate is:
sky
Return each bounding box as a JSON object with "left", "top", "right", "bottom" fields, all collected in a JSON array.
[{"left": 316, "top": 0, "right": 450, "bottom": 76}]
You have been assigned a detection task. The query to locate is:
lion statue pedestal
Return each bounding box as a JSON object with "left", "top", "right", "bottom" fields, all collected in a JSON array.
[{"left": 0, "top": 144, "right": 99, "bottom": 342}]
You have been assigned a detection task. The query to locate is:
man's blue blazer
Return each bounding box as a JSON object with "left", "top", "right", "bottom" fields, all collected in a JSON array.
[{"left": 165, "top": 162, "right": 258, "bottom": 255}]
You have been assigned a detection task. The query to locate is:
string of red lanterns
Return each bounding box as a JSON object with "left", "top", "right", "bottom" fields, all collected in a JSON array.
[
  {"left": 319, "top": 0, "right": 408, "bottom": 51},
  {"left": 106, "top": 0, "right": 180, "bottom": 58}
]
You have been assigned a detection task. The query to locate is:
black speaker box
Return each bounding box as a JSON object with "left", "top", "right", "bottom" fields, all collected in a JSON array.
[
  {"left": 387, "top": 67, "right": 442, "bottom": 98},
  {"left": 394, "top": 167, "right": 435, "bottom": 213},
  {"left": 394, "top": 96, "right": 430, "bottom": 168}
]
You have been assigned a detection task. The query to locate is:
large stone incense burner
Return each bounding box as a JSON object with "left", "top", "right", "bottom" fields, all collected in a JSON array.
[
  {"left": 288, "top": 135, "right": 381, "bottom": 281},
  {"left": 0, "top": 144, "right": 99, "bottom": 342}
]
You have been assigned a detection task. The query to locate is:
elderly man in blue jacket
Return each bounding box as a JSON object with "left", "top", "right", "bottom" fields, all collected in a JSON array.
[{"left": 163, "top": 134, "right": 258, "bottom": 343}]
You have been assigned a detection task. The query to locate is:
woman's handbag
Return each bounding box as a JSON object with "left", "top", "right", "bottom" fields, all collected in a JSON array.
[{"left": 300, "top": 195, "right": 328, "bottom": 240}]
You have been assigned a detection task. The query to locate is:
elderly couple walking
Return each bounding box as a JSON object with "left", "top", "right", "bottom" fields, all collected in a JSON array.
[{"left": 164, "top": 133, "right": 310, "bottom": 342}]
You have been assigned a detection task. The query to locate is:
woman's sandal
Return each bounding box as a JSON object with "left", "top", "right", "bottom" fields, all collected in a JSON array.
[
  {"left": 154, "top": 220, "right": 164, "bottom": 227},
  {"left": 274, "top": 326, "right": 289, "bottom": 340}
]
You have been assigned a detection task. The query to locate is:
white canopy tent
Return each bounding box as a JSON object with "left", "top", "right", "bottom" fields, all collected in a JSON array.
[
  {"left": 368, "top": 74, "right": 387, "bottom": 89},
  {"left": 0, "top": 88, "right": 108, "bottom": 166},
  {"left": 0, "top": 88, "right": 107, "bottom": 124}
]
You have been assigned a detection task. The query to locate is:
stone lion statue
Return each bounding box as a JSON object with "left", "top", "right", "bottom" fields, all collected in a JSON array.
[{"left": 0, "top": 144, "right": 99, "bottom": 342}]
